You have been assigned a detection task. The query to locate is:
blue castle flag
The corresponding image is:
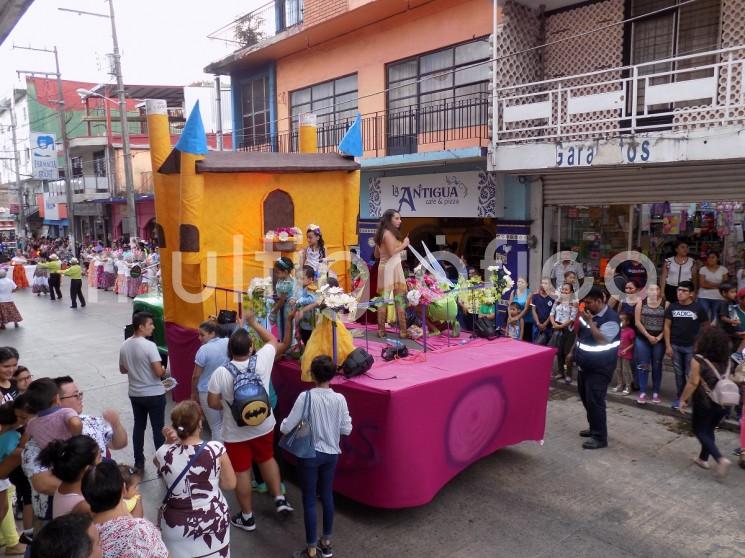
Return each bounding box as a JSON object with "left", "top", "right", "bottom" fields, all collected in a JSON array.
[{"left": 338, "top": 112, "right": 363, "bottom": 157}]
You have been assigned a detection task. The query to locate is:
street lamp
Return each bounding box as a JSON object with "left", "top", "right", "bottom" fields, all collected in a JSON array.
[{"left": 59, "top": 1, "right": 137, "bottom": 242}]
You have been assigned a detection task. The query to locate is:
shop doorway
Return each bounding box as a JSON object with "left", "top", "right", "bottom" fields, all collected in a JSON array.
[{"left": 548, "top": 202, "right": 745, "bottom": 286}]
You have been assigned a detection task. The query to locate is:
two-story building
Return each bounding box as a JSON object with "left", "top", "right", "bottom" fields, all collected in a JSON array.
[
  {"left": 206, "top": 0, "right": 532, "bottom": 272},
  {"left": 491, "top": 0, "right": 745, "bottom": 284}
]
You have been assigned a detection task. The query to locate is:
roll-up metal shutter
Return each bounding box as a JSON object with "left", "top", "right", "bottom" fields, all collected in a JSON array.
[{"left": 540, "top": 162, "right": 745, "bottom": 205}]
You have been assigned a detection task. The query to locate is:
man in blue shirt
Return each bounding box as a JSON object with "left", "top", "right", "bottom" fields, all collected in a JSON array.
[{"left": 191, "top": 320, "right": 229, "bottom": 441}]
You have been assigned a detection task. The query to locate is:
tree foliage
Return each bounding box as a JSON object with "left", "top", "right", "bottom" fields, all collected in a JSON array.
[{"left": 234, "top": 13, "right": 266, "bottom": 47}]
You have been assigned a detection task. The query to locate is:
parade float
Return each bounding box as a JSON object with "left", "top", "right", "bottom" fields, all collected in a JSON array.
[{"left": 145, "top": 101, "right": 553, "bottom": 509}]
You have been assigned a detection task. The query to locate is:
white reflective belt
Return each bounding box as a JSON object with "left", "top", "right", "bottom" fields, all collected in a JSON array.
[{"left": 576, "top": 340, "right": 621, "bottom": 352}]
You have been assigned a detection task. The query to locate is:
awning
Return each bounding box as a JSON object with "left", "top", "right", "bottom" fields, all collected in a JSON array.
[{"left": 43, "top": 219, "right": 69, "bottom": 226}]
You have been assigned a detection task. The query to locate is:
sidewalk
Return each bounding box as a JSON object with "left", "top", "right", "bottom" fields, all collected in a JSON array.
[{"left": 552, "top": 361, "right": 743, "bottom": 434}]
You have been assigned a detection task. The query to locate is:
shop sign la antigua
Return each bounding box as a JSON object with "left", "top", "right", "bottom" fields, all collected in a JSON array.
[
  {"left": 376, "top": 172, "right": 485, "bottom": 217},
  {"left": 393, "top": 179, "right": 465, "bottom": 212}
]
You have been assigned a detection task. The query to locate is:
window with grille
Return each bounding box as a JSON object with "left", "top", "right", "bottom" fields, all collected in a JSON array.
[
  {"left": 240, "top": 76, "right": 270, "bottom": 148},
  {"left": 630, "top": 0, "right": 721, "bottom": 111},
  {"left": 290, "top": 75, "right": 358, "bottom": 148},
  {"left": 93, "top": 150, "right": 106, "bottom": 177},
  {"left": 71, "top": 157, "right": 83, "bottom": 179},
  {"left": 387, "top": 37, "right": 490, "bottom": 137}
]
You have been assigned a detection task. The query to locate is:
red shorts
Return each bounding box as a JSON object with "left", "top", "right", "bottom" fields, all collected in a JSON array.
[{"left": 224, "top": 431, "right": 275, "bottom": 473}]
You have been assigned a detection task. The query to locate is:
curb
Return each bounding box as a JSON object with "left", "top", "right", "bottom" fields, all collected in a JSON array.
[{"left": 550, "top": 380, "right": 742, "bottom": 434}]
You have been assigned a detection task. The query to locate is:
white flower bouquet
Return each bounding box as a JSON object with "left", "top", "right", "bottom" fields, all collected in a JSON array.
[{"left": 319, "top": 284, "right": 358, "bottom": 314}]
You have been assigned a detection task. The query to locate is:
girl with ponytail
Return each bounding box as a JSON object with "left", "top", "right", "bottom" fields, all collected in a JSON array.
[{"left": 38, "top": 435, "right": 100, "bottom": 518}]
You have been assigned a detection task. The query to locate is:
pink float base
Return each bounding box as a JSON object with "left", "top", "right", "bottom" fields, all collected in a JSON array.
[
  {"left": 274, "top": 338, "right": 553, "bottom": 509},
  {"left": 164, "top": 322, "right": 554, "bottom": 509}
]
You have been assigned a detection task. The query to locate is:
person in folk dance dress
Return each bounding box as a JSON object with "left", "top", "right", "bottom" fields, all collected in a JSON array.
[
  {"left": 10, "top": 253, "right": 28, "bottom": 290},
  {"left": 0, "top": 271, "right": 22, "bottom": 329},
  {"left": 31, "top": 260, "right": 49, "bottom": 296}
]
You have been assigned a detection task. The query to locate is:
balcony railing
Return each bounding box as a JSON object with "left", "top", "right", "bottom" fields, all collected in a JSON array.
[
  {"left": 208, "top": 0, "right": 304, "bottom": 50},
  {"left": 238, "top": 97, "right": 489, "bottom": 157},
  {"left": 494, "top": 46, "right": 745, "bottom": 144},
  {"left": 48, "top": 176, "right": 110, "bottom": 197}
]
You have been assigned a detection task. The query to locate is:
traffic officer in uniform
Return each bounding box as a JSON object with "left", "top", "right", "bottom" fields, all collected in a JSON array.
[{"left": 569, "top": 286, "right": 621, "bottom": 449}]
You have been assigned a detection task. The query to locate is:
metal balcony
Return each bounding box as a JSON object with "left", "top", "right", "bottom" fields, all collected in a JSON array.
[
  {"left": 48, "top": 175, "right": 110, "bottom": 202},
  {"left": 237, "top": 97, "right": 490, "bottom": 157},
  {"left": 494, "top": 46, "right": 745, "bottom": 144}
]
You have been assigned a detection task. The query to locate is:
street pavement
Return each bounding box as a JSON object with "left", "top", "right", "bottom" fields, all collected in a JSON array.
[{"left": 7, "top": 281, "right": 745, "bottom": 558}]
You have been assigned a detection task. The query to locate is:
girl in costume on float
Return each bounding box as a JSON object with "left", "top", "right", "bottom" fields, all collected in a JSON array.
[
  {"left": 374, "top": 209, "right": 409, "bottom": 338},
  {"left": 299, "top": 277, "right": 355, "bottom": 383},
  {"left": 271, "top": 257, "right": 297, "bottom": 336},
  {"left": 294, "top": 266, "right": 321, "bottom": 348},
  {"left": 303, "top": 225, "right": 326, "bottom": 276},
  {"left": 32, "top": 257, "right": 49, "bottom": 296},
  {"left": 10, "top": 252, "right": 28, "bottom": 290}
]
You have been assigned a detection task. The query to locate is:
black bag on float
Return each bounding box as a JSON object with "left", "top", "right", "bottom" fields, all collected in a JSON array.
[
  {"left": 341, "top": 348, "right": 375, "bottom": 378},
  {"left": 473, "top": 317, "right": 498, "bottom": 340},
  {"left": 217, "top": 310, "right": 237, "bottom": 324},
  {"left": 381, "top": 342, "right": 409, "bottom": 361}
]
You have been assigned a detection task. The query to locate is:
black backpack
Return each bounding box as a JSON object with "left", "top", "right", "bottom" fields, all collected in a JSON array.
[
  {"left": 226, "top": 358, "right": 271, "bottom": 426},
  {"left": 341, "top": 348, "right": 374, "bottom": 378}
]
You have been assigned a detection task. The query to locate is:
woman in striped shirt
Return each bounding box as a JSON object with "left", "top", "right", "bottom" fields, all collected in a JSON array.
[{"left": 281, "top": 355, "right": 352, "bottom": 558}]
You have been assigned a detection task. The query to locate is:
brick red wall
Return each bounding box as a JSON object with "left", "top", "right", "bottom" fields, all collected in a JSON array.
[{"left": 304, "top": 0, "right": 348, "bottom": 27}]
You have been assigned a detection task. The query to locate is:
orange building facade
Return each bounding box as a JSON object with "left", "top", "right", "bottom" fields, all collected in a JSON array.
[{"left": 207, "top": 0, "right": 532, "bottom": 274}]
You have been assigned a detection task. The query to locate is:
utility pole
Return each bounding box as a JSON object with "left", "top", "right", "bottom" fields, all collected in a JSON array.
[
  {"left": 59, "top": 0, "right": 136, "bottom": 241},
  {"left": 15, "top": 44, "right": 76, "bottom": 248},
  {"left": 215, "top": 76, "right": 224, "bottom": 151},
  {"left": 106, "top": 0, "right": 137, "bottom": 241},
  {"left": 7, "top": 97, "right": 25, "bottom": 240}
]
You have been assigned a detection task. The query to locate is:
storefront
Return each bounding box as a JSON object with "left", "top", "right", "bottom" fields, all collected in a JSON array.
[
  {"left": 0, "top": 220, "right": 16, "bottom": 251},
  {"left": 359, "top": 163, "right": 532, "bottom": 277},
  {"left": 540, "top": 163, "right": 745, "bottom": 284},
  {"left": 108, "top": 196, "right": 156, "bottom": 242}
]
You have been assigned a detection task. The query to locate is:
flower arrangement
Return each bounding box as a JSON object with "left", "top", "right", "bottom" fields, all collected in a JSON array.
[
  {"left": 456, "top": 276, "right": 482, "bottom": 314},
  {"left": 405, "top": 272, "right": 444, "bottom": 307},
  {"left": 244, "top": 276, "right": 273, "bottom": 318},
  {"left": 319, "top": 284, "right": 358, "bottom": 314},
  {"left": 264, "top": 226, "right": 303, "bottom": 243},
  {"left": 454, "top": 264, "right": 513, "bottom": 311},
  {"left": 487, "top": 264, "right": 514, "bottom": 298}
]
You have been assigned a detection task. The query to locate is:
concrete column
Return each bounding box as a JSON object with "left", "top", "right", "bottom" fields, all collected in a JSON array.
[{"left": 529, "top": 177, "right": 544, "bottom": 287}]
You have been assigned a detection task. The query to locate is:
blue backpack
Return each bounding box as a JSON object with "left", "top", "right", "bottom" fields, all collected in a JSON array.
[{"left": 226, "top": 357, "right": 271, "bottom": 427}]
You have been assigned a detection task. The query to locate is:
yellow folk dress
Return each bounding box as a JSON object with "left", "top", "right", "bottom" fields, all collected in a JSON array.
[{"left": 300, "top": 312, "right": 355, "bottom": 382}]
